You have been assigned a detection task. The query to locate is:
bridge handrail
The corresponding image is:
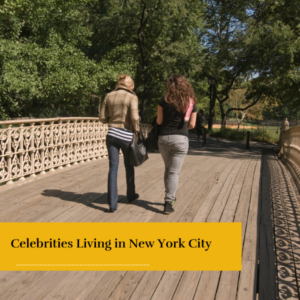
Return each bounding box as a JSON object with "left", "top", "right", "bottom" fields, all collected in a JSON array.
[
  {"left": 0, "top": 118, "right": 152, "bottom": 185},
  {"left": 279, "top": 118, "right": 300, "bottom": 190}
]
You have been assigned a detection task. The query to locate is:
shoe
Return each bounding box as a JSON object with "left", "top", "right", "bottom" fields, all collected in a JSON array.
[
  {"left": 104, "top": 208, "right": 117, "bottom": 213},
  {"left": 164, "top": 202, "right": 174, "bottom": 214},
  {"left": 170, "top": 198, "right": 176, "bottom": 206},
  {"left": 128, "top": 193, "right": 139, "bottom": 203}
]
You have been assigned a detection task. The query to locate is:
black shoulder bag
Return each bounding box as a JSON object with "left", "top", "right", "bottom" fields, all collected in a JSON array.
[{"left": 129, "top": 131, "right": 149, "bottom": 167}]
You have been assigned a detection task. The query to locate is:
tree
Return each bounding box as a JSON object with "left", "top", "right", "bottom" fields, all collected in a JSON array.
[
  {"left": 227, "top": 86, "right": 265, "bottom": 130},
  {"left": 0, "top": 0, "right": 100, "bottom": 119},
  {"left": 88, "top": 0, "right": 206, "bottom": 122}
]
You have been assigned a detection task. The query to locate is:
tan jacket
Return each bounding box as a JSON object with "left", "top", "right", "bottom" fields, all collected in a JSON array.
[{"left": 99, "top": 87, "right": 140, "bottom": 132}]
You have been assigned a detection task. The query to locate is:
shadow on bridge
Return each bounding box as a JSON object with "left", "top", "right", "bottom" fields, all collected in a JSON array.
[{"left": 41, "top": 190, "right": 164, "bottom": 214}]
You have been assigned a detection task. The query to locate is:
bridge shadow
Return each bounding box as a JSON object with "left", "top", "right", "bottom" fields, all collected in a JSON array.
[{"left": 41, "top": 190, "right": 164, "bottom": 213}]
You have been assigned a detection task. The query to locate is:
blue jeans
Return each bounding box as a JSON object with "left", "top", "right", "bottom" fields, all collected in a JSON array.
[
  {"left": 106, "top": 135, "right": 135, "bottom": 211},
  {"left": 158, "top": 135, "right": 189, "bottom": 203}
]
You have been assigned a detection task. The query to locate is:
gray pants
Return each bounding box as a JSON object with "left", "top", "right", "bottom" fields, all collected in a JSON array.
[{"left": 158, "top": 135, "right": 189, "bottom": 203}]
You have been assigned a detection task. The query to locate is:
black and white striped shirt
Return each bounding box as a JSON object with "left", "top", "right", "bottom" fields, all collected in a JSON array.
[{"left": 107, "top": 127, "right": 133, "bottom": 143}]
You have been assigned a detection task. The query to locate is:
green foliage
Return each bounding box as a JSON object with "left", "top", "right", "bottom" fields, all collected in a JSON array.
[
  {"left": 209, "top": 127, "right": 276, "bottom": 143},
  {"left": 0, "top": 0, "right": 299, "bottom": 121},
  {"left": 88, "top": 0, "right": 206, "bottom": 121},
  {"left": 0, "top": 35, "right": 99, "bottom": 118},
  {"left": 0, "top": 0, "right": 138, "bottom": 119}
]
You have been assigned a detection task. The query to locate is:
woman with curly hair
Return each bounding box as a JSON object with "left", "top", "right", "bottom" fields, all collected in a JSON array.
[{"left": 157, "top": 75, "right": 197, "bottom": 214}]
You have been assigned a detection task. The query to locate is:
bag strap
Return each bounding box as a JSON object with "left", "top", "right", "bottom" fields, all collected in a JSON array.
[{"left": 184, "top": 98, "right": 194, "bottom": 122}]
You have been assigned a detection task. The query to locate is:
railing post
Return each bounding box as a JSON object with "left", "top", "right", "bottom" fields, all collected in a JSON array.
[
  {"left": 80, "top": 120, "right": 85, "bottom": 163},
  {"left": 86, "top": 120, "right": 91, "bottom": 162},
  {"left": 49, "top": 121, "right": 55, "bottom": 171},
  {"left": 40, "top": 122, "right": 46, "bottom": 174},
  {"left": 66, "top": 120, "right": 71, "bottom": 167},
  {"left": 245, "top": 131, "right": 250, "bottom": 149},
  {"left": 19, "top": 123, "right": 26, "bottom": 180},
  {"left": 58, "top": 120, "right": 63, "bottom": 169},
  {"left": 92, "top": 120, "right": 97, "bottom": 161},
  {"left": 29, "top": 122, "right": 36, "bottom": 178},
  {"left": 283, "top": 118, "right": 289, "bottom": 130},
  {"left": 6, "top": 124, "right": 13, "bottom": 184}
]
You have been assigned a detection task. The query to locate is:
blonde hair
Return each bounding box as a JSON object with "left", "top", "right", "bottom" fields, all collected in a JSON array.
[{"left": 116, "top": 75, "right": 134, "bottom": 90}]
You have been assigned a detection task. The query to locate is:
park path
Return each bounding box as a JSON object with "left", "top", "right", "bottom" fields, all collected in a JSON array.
[{"left": 0, "top": 135, "right": 298, "bottom": 300}]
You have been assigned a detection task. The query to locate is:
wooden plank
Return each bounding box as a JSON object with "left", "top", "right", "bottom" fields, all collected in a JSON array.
[
  {"left": 19, "top": 272, "right": 68, "bottom": 300},
  {"left": 138, "top": 156, "right": 215, "bottom": 223},
  {"left": 172, "top": 271, "right": 202, "bottom": 300},
  {"left": 215, "top": 271, "right": 239, "bottom": 300},
  {"left": 41, "top": 271, "right": 106, "bottom": 300},
  {"left": 1, "top": 272, "right": 47, "bottom": 300},
  {"left": 84, "top": 271, "right": 127, "bottom": 300},
  {"left": 220, "top": 160, "right": 252, "bottom": 222},
  {"left": 0, "top": 158, "right": 109, "bottom": 200},
  {"left": 0, "top": 167, "right": 105, "bottom": 221},
  {"left": 151, "top": 271, "right": 183, "bottom": 300},
  {"left": 237, "top": 261, "right": 256, "bottom": 300},
  {"left": 178, "top": 158, "right": 229, "bottom": 223},
  {"left": 104, "top": 158, "right": 216, "bottom": 300},
  {"left": 184, "top": 160, "right": 242, "bottom": 300},
  {"left": 206, "top": 159, "right": 243, "bottom": 222},
  {"left": 234, "top": 160, "right": 257, "bottom": 243},
  {"left": 4, "top": 155, "right": 163, "bottom": 223},
  {"left": 0, "top": 180, "right": 98, "bottom": 222},
  {"left": 242, "top": 160, "right": 261, "bottom": 262},
  {"left": 84, "top": 159, "right": 205, "bottom": 299},
  {"left": 150, "top": 156, "right": 229, "bottom": 223},
  {"left": 107, "top": 271, "right": 145, "bottom": 300},
  {"left": 193, "top": 271, "right": 221, "bottom": 300},
  {"left": 193, "top": 159, "right": 237, "bottom": 222},
  {"left": 214, "top": 160, "right": 254, "bottom": 300},
  {"left": 130, "top": 271, "right": 164, "bottom": 300},
  {"left": 0, "top": 271, "right": 29, "bottom": 297}
]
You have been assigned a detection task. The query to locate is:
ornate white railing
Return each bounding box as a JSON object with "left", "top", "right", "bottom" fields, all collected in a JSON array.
[
  {"left": 0, "top": 118, "right": 152, "bottom": 185},
  {"left": 279, "top": 118, "right": 300, "bottom": 190}
]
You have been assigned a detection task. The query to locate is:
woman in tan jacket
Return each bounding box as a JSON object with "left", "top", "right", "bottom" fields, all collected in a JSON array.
[{"left": 99, "top": 75, "right": 140, "bottom": 212}]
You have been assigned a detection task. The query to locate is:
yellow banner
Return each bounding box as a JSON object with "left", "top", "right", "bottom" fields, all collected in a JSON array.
[{"left": 0, "top": 223, "right": 241, "bottom": 271}]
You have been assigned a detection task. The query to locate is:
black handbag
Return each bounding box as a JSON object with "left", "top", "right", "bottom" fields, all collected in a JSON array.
[{"left": 129, "top": 131, "right": 149, "bottom": 167}]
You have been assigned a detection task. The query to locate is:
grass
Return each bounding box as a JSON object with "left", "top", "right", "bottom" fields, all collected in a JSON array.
[{"left": 207, "top": 127, "right": 279, "bottom": 143}]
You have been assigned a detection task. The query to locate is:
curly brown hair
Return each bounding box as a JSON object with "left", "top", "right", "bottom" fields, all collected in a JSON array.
[{"left": 164, "top": 75, "right": 196, "bottom": 114}]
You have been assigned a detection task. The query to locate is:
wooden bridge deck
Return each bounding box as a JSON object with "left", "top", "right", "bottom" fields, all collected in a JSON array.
[{"left": 0, "top": 136, "right": 298, "bottom": 300}]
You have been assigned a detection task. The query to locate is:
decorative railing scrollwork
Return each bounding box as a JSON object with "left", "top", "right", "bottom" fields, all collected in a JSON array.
[
  {"left": 0, "top": 118, "right": 152, "bottom": 185},
  {"left": 279, "top": 118, "right": 300, "bottom": 191}
]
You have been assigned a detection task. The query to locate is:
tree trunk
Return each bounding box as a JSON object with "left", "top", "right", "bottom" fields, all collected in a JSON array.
[
  {"left": 136, "top": 1, "right": 159, "bottom": 123},
  {"left": 217, "top": 95, "right": 227, "bottom": 128},
  {"left": 208, "top": 85, "right": 217, "bottom": 130},
  {"left": 137, "top": 3, "right": 149, "bottom": 122}
]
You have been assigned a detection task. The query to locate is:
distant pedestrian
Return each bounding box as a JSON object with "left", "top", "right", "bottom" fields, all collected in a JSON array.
[
  {"left": 99, "top": 75, "right": 140, "bottom": 212},
  {"left": 196, "top": 109, "right": 206, "bottom": 146},
  {"left": 156, "top": 75, "right": 197, "bottom": 214}
]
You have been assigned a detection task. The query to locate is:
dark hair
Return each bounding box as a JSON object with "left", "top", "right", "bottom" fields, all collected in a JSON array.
[
  {"left": 164, "top": 75, "right": 196, "bottom": 114},
  {"left": 199, "top": 109, "right": 204, "bottom": 114}
]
